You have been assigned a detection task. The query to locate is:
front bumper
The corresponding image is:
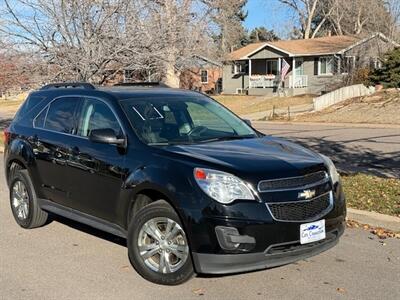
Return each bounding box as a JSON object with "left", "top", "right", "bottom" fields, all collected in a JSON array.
[{"left": 192, "top": 222, "right": 344, "bottom": 274}]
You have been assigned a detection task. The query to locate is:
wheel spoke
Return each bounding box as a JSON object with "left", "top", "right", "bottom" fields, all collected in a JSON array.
[
  {"left": 169, "top": 244, "right": 187, "bottom": 260},
  {"left": 164, "top": 253, "right": 172, "bottom": 273},
  {"left": 159, "top": 250, "right": 166, "bottom": 273},
  {"left": 140, "top": 246, "right": 160, "bottom": 260},
  {"left": 143, "top": 220, "right": 162, "bottom": 241},
  {"left": 139, "top": 243, "right": 159, "bottom": 252},
  {"left": 165, "top": 219, "right": 174, "bottom": 236},
  {"left": 165, "top": 224, "right": 180, "bottom": 241}
]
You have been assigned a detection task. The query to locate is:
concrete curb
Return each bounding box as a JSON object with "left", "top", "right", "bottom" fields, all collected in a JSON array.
[
  {"left": 347, "top": 208, "right": 400, "bottom": 232},
  {"left": 251, "top": 120, "right": 400, "bottom": 129}
]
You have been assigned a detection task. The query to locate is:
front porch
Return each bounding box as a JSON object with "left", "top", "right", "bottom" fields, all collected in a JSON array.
[{"left": 248, "top": 58, "right": 308, "bottom": 94}]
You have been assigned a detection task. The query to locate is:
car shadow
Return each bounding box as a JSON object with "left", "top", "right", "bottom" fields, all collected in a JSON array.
[{"left": 48, "top": 213, "right": 127, "bottom": 247}]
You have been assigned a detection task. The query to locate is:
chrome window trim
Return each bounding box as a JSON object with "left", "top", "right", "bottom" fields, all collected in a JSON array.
[
  {"left": 265, "top": 191, "right": 334, "bottom": 223},
  {"left": 257, "top": 171, "right": 329, "bottom": 193},
  {"left": 32, "top": 95, "right": 127, "bottom": 142}
]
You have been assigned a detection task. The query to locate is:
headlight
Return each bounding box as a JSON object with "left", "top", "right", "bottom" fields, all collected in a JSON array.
[
  {"left": 193, "top": 168, "right": 255, "bottom": 204},
  {"left": 320, "top": 154, "right": 340, "bottom": 184}
]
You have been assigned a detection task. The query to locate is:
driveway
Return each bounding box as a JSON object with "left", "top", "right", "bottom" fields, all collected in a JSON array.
[
  {"left": 0, "top": 160, "right": 399, "bottom": 300},
  {"left": 254, "top": 122, "right": 400, "bottom": 178}
]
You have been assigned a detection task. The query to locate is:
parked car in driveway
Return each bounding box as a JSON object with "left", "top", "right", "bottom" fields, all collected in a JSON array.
[{"left": 3, "top": 82, "right": 346, "bottom": 285}]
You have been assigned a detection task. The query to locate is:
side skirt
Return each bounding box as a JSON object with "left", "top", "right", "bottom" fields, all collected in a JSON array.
[{"left": 38, "top": 199, "right": 127, "bottom": 239}]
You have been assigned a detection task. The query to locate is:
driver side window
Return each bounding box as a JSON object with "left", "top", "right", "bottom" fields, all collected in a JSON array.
[
  {"left": 186, "top": 102, "right": 234, "bottom": 134},
  {"left": 77, "top": 98, "right": 122, "bottom": 138}
]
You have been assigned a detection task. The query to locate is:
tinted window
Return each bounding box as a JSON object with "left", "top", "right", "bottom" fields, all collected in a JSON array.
[
  {"left": 34, "top": 106, "right": 48, "bottom": 128},
  {"left": 121, "top": 96, "right": 256, "bottom": 145},
  {"left": 77, "top": 98, "right": 122, "bottom": 137},
  {"left": 44, "top": 97, "right": 80, "bottom": 134}
]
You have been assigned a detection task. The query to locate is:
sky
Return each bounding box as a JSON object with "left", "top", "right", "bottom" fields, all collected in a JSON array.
[{"left": 244, "top": 0, "right": 295, "bottom": 37}]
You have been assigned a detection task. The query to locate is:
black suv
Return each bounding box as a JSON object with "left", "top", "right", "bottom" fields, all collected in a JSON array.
[{"left": 4, "top": 83, "right": 346, "bottom": 285}]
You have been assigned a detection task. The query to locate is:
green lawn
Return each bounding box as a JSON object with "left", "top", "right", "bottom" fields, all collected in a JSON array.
[{"left": 342, "top": 174, "right": 400, "bottom": 217}]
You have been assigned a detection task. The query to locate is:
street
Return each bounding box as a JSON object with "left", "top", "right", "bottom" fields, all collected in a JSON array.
[
  {"left": 0, "top": 159, "right": 399, "bottom": 300},
  {"left": 254, "top": 122, "right": 400, "bottom": 178}
]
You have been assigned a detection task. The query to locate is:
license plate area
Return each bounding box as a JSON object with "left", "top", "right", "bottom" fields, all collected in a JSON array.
[{"left": 300, "top": 219, "right": 326, "bottom": 244}]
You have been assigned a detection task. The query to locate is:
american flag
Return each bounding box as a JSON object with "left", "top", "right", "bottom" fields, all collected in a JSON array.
[{"left": 281, "top": 58, "right": 290, "bottom": 81}]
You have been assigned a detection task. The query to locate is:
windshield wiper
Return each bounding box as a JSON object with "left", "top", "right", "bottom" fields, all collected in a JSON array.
[{"left": 198, "top": 135, "right": 256, "bottom": 143}]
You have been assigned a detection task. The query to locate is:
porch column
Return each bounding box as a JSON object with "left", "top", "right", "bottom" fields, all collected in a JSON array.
[
  {"left": 292, "top": 57, "right": 296, "bottom": 88},
  {"left": 278, "top": 58, "right": 282, "bottom": 87},
  {"left": 249, "top": 59, "right": 252, "bottom": 89}
]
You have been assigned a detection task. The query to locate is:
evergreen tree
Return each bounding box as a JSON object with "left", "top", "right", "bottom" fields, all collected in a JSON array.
[{"left": 370, "top": 48, "right": 400, "bottom": 87}]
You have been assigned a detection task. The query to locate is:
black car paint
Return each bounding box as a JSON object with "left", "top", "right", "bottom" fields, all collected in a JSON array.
[{"left": 4, "top": 87, "right": 346, "bottom": 273}]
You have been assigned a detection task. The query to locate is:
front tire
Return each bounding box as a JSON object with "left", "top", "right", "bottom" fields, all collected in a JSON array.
[
  {"left": 127, "top": 200, "right": 194, "bottom": 285},
  {"left": 9, "top": 169, "right": 48, "bottom": 229}
]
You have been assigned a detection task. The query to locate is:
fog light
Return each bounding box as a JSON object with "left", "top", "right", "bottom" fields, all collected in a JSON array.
[{"left": 215, "top": 226, "right": 256, "bottom": 252}]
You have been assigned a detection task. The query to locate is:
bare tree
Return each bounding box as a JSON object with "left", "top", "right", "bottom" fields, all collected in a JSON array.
[
  {"left": 202, "top": 0, "right": 248, "bottom": 56},
  {"left": 0, "top": 0, "right": 211, "bottom": 86},
  {"left": 277, "top": 0, "right": 329, "bottom": 39}
]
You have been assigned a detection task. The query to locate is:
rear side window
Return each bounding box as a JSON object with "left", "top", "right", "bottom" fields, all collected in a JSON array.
[
  {"left": 77, "top": 98, "right": 122, "bottom": 137},
  {"left": 43, "top": 97, "right": 80, "bottom": 134},
  {"left": 14, "top": 95, "right": 46, "bottom": 123}
]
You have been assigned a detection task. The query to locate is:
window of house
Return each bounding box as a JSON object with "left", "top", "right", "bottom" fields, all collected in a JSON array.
[
  {"left": 232, "top": 61, "right": 249, "bottom": 75},
  {"left": 200, "top": 70, "right": 208, "bottom": 83},
  {"left": 266, "top": 60, "right": 278, "bottom": 75},
  {"left": 44, "top": 97, "right": 80, "bottom": 134},
  {"left": 295, "top": 59, "right": 304, "bottom": 75},
  {"left": 318, "top": 56, "right": 334, "bottom": 75}
]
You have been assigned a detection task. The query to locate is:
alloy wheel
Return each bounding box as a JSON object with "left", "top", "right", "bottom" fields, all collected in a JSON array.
[
  {"left": 11, "top": 180, "right": 30, "bottom": 220},
  {"left": 137, "top": 217, "right": 189, "bottom": 274}
]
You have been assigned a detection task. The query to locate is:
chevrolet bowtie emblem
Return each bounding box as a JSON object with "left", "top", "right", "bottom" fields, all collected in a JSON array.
[{"left": 298, "top": 189, "right": 316, "bottom": 200}]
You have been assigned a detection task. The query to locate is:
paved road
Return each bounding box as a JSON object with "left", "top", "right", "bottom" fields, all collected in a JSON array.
[
  {"left": 254, "top": 122, "right": 400, "bottom": 178},
  {"left": 0, "top": 161, "right": 399, "bottom": 300}
]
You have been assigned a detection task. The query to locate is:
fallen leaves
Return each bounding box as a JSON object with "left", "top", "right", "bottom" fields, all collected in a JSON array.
[
  {"left": 346, "top": 220, "right": 400, "bottom": 239},
  {"left": 192, "top": 288, "right": 205, "bottom": 296},
  {"left": 336, "top": 287, "right": 346, "bottom": 294}
]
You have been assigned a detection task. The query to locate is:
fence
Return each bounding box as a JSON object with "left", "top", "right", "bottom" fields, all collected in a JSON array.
[{"left": 313, "top": 84, "right": 375, "bottom": 111}]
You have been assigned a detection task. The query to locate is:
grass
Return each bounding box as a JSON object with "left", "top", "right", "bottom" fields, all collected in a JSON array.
[
  {"left": 212, "top": 94, "right": 314, "bottom": 116},
  {"left": 342, "top": 174, "right": 400, "bottom": 217}
]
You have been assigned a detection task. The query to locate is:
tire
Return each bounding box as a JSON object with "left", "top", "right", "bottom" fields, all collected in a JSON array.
[
  {"left": 127, "top": 200, "right": 194, "bottom": 285},
  {"left": 9, "top": 169, "right": 48, "bottom": 229}
]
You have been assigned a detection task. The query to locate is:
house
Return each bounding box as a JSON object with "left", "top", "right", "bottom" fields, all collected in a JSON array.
[
  {"left": 223, "top": 33, "right": 399, "bottom": 96},
  {"left": 179, "top": 55, "right": 222, "bottom": 94}
]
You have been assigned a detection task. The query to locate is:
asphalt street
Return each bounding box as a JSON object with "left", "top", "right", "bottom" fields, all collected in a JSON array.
[
  {"left": 254, "top": 122, "right": 400, "bottom": 178},
  {"left": 0, "top": 159, "right": 399, "bottom": 300}
]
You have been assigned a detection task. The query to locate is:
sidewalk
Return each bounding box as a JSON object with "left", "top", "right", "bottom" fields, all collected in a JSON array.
[{"left": 252, "top": 120, "right": 400, "bottom": 129}]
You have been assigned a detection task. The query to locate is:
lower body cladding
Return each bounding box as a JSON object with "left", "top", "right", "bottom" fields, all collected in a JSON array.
[
  {"left": 192, "top": 221, "right": 344, "bottom": 274},
  {"left": 188, "top": 195, "right": 346, "bottom": 274}
]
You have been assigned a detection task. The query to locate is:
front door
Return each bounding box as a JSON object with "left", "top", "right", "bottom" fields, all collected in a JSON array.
[{"left": 66, "top": 97, "right": 127, "bottom": 222}]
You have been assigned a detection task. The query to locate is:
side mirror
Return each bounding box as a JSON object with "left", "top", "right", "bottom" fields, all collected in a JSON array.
[
  {"left": 243, "top": 119, "right": 252, "bottom": 127},
  {"left": 89, "top": 128, "right": 126, "bottom": 147}
]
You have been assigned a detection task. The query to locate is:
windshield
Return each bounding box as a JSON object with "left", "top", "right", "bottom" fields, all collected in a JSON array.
[{"left": 120, "top": 95, "right": 257, "bottom": 145}]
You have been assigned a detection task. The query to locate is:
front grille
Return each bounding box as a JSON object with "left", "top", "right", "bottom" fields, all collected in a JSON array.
[
  {"left": 266, "top": 192, "right": 332, "bottom": 222},
  {"left": 258, "top": 171, "right": 328, "bottom": 192}
]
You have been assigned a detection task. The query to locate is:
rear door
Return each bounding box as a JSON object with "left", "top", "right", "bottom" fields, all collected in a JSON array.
[{"left": 33, "top": 96, "right": 81, "bottom": 207}]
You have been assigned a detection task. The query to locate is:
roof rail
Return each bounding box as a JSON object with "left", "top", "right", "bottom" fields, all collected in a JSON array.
[
  {"left": 113, "top": 82, "right": 169, "bottom": 88},
  {"left": 40, "top": 82, "right": 96, "bottom": 90}
]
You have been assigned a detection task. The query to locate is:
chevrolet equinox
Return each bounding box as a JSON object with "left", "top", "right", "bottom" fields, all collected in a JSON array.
[{"left": 4, "top": 82, "right": 346, "bottom": 285}]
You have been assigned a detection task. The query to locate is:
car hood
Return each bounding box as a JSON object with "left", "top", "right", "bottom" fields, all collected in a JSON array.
[{"left": 163, "top": 136, "right": 326, "bottom": 180}]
